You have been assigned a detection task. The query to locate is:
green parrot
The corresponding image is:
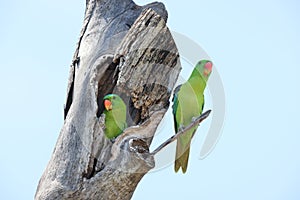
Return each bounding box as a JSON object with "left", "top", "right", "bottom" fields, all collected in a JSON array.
[
  {"left": 173, "top": 60, "right": 213, "bottom": 173},
  {"left": 103, "top": 94, "right": 127, "bottom": 139}
]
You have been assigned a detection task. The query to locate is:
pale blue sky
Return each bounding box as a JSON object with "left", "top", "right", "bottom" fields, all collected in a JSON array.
[{"left": 1, "top": 0, "right": 300, "bottom": 199}]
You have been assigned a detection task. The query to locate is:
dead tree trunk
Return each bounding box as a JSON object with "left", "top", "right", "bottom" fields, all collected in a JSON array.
[{"left": 35, "top": 0, "right": 181, "bottom": 199}]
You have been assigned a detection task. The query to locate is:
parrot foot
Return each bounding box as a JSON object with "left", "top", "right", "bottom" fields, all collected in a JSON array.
[
  {"left": 178, "top": 126, "right": 185, "bottom": 132},
  {"left": 110, "top": 138, "right": 116, "bottom": 143},
  {"left": 192, "top": 117, "right": 200, "bottom": 126},
  {"left": 191, "top": 116, "right": 198, "bottom": 122}
]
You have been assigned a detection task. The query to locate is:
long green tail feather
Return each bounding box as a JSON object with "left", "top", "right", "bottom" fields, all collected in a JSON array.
[{"left": 175, "top": 139, "right": 191, "bottom": 173}]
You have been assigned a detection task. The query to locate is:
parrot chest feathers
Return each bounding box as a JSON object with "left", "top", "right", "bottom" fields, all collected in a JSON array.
[
  {"left": 175, "top": 83, "right": 204, "bottom": 127},
  {"left": 104, "top": 108, "right": 127, "bottom": 139}
]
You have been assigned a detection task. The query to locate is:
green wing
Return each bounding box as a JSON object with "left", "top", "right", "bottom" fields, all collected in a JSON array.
[
  {"left": 173, "top": 84, "right": 197, "bottom": 173},
  {"left": 172, "top": 84, "right": 182, "bottom": 133}
]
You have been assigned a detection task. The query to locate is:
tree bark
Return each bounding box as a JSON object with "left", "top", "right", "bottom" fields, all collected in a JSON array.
[{"left": 35, "top": 0, "right": 181, "bottom": 199}]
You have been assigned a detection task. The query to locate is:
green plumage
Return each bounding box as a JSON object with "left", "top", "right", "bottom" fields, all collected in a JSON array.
[
  {"left": 103, "top": 94, "right": 127, "bottom": 139},
  {"left": 173, "top": 60, "right": 212, "bottom": 173}
]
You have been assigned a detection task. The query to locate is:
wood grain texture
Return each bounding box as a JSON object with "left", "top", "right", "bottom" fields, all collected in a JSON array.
[{"left": 35, "top": 0, "right": 181, "bottom": 199}]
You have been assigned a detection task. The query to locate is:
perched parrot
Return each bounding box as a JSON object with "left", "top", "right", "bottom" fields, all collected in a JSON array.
[
  {"left": 103, "top": 94, "right": 127, "bottom": 139},
  {"left": 173, "top": 60, "right": 213, "bottom": 173}
]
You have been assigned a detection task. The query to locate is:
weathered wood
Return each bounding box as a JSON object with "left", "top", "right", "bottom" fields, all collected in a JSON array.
[{"left": 35, "top": 0, "right": 181, "bottom": 199}]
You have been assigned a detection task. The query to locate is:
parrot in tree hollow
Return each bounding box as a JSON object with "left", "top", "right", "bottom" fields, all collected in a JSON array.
[
  {"left": 173, "top": 60, "right": 213, "bottom": 173},
  {"left": 103, "top": 94, "right": 127, "bottom": 139}
]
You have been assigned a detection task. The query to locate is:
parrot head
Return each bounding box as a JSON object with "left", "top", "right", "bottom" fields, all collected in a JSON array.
[
  {"left": 196, "top": 60, "right": 213, "bottom": 81},
  {"left": 103, "top": 94, "right": 125, "bottom": 111}
]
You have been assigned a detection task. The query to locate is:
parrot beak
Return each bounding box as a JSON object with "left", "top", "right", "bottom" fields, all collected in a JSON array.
[
  {"left": 104, "top": 100, "right": 112, "bottom": 111},
  {"left": 204, "top": 61, "right": 213, "bottom": 76}
]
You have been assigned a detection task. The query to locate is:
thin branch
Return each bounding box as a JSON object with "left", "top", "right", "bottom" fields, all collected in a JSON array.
[{"left": 151, "top": 110, "right": 212, "bottom": 155}]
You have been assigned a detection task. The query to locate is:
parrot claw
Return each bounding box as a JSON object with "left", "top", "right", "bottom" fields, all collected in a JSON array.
[
  {"left": 178, "top": 126, "right": 185, "bottom": 132},
  {"left": 191, "top": 116, "right": 198, "bottom": 122},
  {"left": 110, "top": 138, "right": 116, "bottom": 143}
]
